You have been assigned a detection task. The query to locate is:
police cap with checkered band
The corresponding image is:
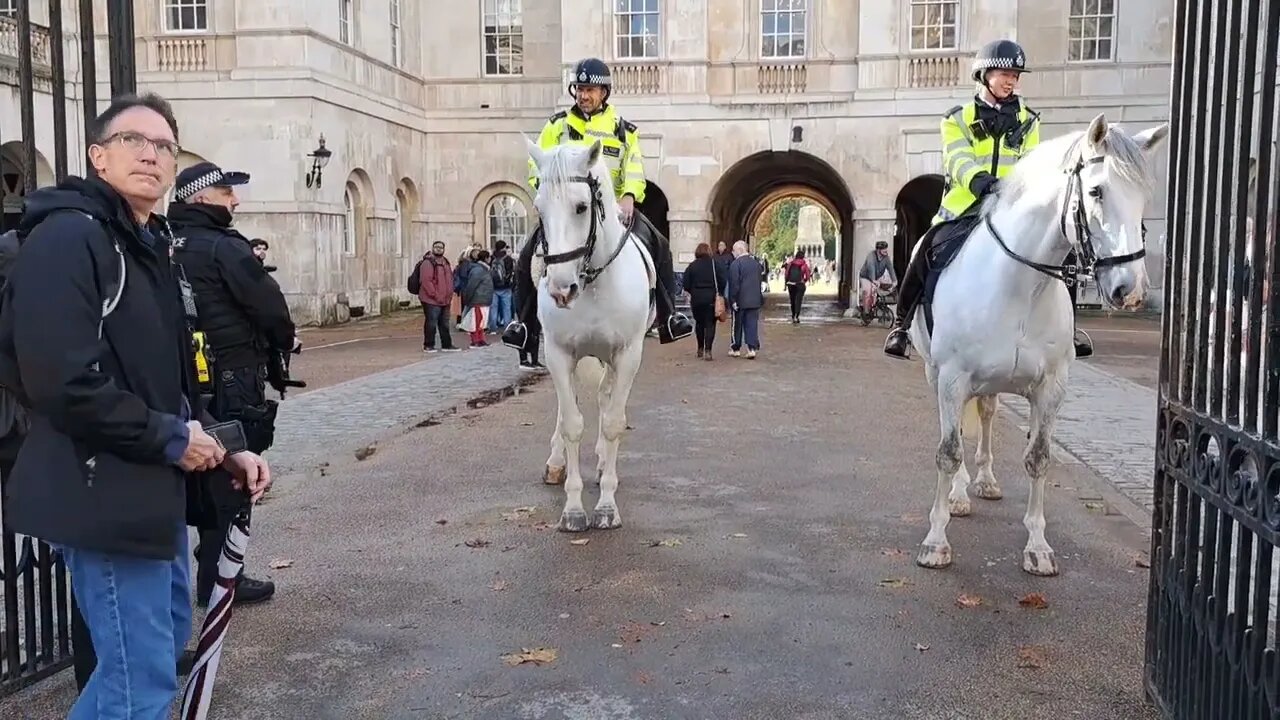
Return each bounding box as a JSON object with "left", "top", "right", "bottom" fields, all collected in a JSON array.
[
  {"left": 570, "top": 57, "right": 612, "bottom": 90},
  {"left": 173, "top": 162, "right": 250, "bottom": 203},
  {"left": 971, "top": 40, "right": 1031, "bottom": 83}
]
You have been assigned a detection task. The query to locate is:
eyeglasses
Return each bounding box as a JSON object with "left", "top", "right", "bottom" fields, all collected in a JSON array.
[{"left": 100, "top": 131, "right": 181, "bottom": 159}]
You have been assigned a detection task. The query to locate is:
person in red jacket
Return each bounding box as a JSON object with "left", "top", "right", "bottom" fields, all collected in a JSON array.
[
  {"left": 417, "top": 241, "right": 461, "bottom": 352},
  {"left": 783, "top": 250, "right": 812, "bottom": 324}
]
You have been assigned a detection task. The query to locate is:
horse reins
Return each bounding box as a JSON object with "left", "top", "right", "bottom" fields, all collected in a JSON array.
[
  {"left": 538, "top": 172, "right": 636, "bottom": 286},
  {"left": 986, "top": 150, "right": 1146, "bottom": 288}
]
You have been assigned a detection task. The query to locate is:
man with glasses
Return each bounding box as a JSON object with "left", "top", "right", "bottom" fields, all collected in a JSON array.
[{"left": 0, "top": 93, "right": 271, "bottom": 717}]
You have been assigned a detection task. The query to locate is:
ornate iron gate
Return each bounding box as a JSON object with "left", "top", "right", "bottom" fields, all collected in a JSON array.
[
  {"left": 0, "top": 0, "right": 135, "bottom": 698},
  {"left": 1145, "top": 0, "right": 1280, "bottom": 717}
]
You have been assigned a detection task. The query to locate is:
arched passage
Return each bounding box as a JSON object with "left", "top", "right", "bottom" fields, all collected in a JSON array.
[
  {"left": 710, "top": 150, "right": 856, "bottom": 305},
  {"left": 0, "top": 143, "right": 54, "bottom": 232},
  {"left": 636, "top": 181, "right": 669, "bottom": 240},
  {"left": 892, "top": 174, "right": 945, "bottom": 280}
]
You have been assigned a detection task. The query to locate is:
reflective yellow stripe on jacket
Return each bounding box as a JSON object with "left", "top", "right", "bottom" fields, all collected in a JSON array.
[
  {"left": 933, "top": 100, "right": 1039, "bottom": 224},
  {"left": 527, "top": 104, "right": 647, "bottom": 203}
]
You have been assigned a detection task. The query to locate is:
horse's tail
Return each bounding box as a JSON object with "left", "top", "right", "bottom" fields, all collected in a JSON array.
[
  {"left": 574, "top": 357, "right": 606, "bottom": 391},
  {"left": 960, "top": 397, "right": 982, "bottom": 440}
]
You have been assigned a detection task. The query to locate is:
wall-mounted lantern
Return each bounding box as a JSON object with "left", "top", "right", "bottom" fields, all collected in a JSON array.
[{"left": 305, "top": 135, "right": 333, "bottom": 188}]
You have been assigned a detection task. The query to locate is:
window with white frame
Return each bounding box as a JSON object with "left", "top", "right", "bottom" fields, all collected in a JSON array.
[
  {"left": 483, "top": 0, "right": 523, "bottom": 76},
  {"left": 339, "top": 0, "right": 354, "bottom": 45},
  {"left": 0, "top": 0, "right": 16, "bottom": 19},
  {"left": 164, "top": 0, "right": 208, "bottom": 32},
  {"left": 1069, "top": 0, "right": 1115, "bottom": 62},
  {"left": 909, "top": 0, "right": 958, "bottom": 51},
  {"left": 342, "top": 185, "right": 358, "bottom": 255},
  {"left": 486, "top": 195, "right": 528, "bottom": 254},
  {"left": 390, "top": 0, "right": 402, "bottom": 67},
  {"left": 760, "top": 0, "right": 806, "bottom": 60},
  {"left": 615, "top": 0, "right": 660, "bottom": 60}
]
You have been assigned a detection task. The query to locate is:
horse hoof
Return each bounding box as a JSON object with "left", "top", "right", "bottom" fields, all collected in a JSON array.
[
  {"left": 916, "top": 542, "right": 953, "bottom": 569},
  {"left": 558, "top": 510, "right": 590, "bottom": 533},
  {"left": 592, "top": 506, "right": 623, "bottom": 530},
  {"left": 972, "top": 481, "right": 1003, "bottom": 501},
  {"left": 1023, "top": 549, "right": 1059, "bottom": 577},
  {"left": 948, "top": 498, "right": 972, "bottom": 517},
  {"left": 544, "top": 466, "right": 566, "bottom": 485}
]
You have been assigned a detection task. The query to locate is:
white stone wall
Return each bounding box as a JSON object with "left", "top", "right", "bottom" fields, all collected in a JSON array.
[{"left": 0, "top": 0, "right": 1178, "bottom": 322}]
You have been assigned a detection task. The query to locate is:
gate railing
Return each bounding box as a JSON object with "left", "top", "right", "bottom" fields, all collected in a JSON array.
[
  {"left": 0, "top": 0, "right": 136, "bottom": 698},
  {"left": 1145, "top": 0, "right": 1280, "bottom": 717}
]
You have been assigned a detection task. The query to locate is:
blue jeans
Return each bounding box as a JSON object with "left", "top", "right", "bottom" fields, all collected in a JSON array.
[
  {"left": 490, "top": 288, "right": 513, "bottom": 330},
  {"left": 58, "top": 525, "right": 191, "bottom": 720},
  {"left": 732, "top": 307, "right": 761, "bottom": 350}
]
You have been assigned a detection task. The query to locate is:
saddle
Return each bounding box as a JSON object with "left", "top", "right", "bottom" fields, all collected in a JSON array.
[{"left": 918, "top": 202, "right": 984, "bottom": 335}]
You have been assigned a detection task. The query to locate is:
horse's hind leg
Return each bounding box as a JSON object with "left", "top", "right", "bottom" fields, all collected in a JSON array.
[
  {"left": 545, "top": 347, "right": 589, "bottom": 532},
  {"left": 972, "top": 394, "right": 1003, "bottom": 501},
  {"left": 918, "top": 375, "right": 969, "bottom": 569},
  {"left": 1021, "top": 379, "right": 1066, "bottom": 576},
  {"left": 595, "top": 365, "right": 616, "bottom": 481},
  {"left": 544, "top": 413, "right": 567, "bottom": 486},
  {"left": 594, "top": 345, "right": 641, "bottom": 530}
]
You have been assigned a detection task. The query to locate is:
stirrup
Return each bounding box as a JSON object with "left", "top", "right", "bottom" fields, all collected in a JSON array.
[
  {"left": 1073, "top": 329, "right": 1094, "bottom": 359},
  {"left": 659, "top": 313, "right": 693, "bottom": 344},
  {"left": 883, "top": 326, "right": 912, "bottom": 360},
  {"left": 501, "top": 321, "right": 529, "bottom": 351}
]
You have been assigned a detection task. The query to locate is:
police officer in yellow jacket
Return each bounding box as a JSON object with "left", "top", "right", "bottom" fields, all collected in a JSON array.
[
  {"left": 502, "top": 57, "right": 693, "bottom": 352},
  {"left": 883, "top": 40, "right": 1094, "bottom": 359}
]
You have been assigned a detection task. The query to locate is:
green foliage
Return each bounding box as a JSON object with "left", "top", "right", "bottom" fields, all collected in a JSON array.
[{"left": 750, "top": 197, "right": 838, "bottom": 266}]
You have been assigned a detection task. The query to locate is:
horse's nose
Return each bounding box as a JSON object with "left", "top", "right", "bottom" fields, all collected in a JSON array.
[{"left": 549, "top": 281, "right": 580, "bottom": 307}]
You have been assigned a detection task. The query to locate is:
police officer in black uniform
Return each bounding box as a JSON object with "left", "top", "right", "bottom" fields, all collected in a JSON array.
[{"left": 169, "top": 162, "right": 296, "bottom": 606}]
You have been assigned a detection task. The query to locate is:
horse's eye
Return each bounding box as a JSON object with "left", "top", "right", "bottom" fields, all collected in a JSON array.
[
  {"left": 575, "top": 203, "right": 588, "bottom": 214},
  {"left": 1088, "top": 186, "right": 1104, "bottom": 199}
]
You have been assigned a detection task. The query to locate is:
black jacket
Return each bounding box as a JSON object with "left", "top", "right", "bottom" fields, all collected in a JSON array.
[
  {"left": 168, "top": 202, "right": 295, "bottom": 368},
  {"left": 681, "top": 256, "right": 727, "bottom": 307},
  {"left": 0, "top": 177, "right": 211, "bottom": 560}
]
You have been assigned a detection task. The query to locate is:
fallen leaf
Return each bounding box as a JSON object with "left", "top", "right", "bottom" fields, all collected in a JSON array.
[
  {"left": 1084, "top": 502, "right": 1105, "bottom": 511},
  {"left": 1134, "top": 555, "right": 1151, "bottom": 569},
  {"left": 878, "top": 577, "right": 909, "bottom": 589},
  {"left": 501, "top": 647, "right": 558, "bottom": 667},
  {"left": 611, "top": 643, "right": 623, "bottom": 648},
  {"left": 914, "top": 643, "right": 930, "bottom": 652},
  {"left": 1018, "top": 592, "right": 1049, "bottom": 610},
  {"left": 880, "top": 547, "right": 906, "bottom": 557},
  {"left": 727, "top": 533, "right": 748, "bottom": 539},
  {"left": 648, "top": 538, "right": 682, "bottom": 548},
  {"left": 720, "top": 612, "right": 732, "bottom": 619},
  {"left": 354, "top": 444, "right": 377, "bottom": 461},
  {"left": 465, "top": 538, "right": 491, "bottom": 548},
  {"left": 520, "top": 421, "right": 535, "bottom": 426},
  {"left": 681, "top": 398, "right": 689, "bottom": 404},
  {"left": 501, "top": 506, "right": 539, "bottom": 521},
  {"left": 490, "top": 578, "right": 508, "bottom": 592},
  {"left": 955, "top": 593, "right": 984, "bottom": 608},
  {"left": 569, "top": 538, "right": 590, "bottom": 546},
  {"left": 1017, "top": 645, "right": 1048, "bottom": 669},
  {"left": 435, "top": 518, "right": 448, "bottom": 525},
  {"left": 651, "top": 621, "right": 667, "bottom": 627},
  {"left": 269, "top": 559, "right": 294, "bottom": 569}
]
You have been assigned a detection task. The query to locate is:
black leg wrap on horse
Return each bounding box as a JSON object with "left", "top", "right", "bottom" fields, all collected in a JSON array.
[{"left": 502, "top": 226, "right": 543, "bottom": 351}]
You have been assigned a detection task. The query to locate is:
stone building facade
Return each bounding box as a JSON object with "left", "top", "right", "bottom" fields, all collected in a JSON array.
[{"left": 2, "top": 0, "right": 1174, "bottom": 324}]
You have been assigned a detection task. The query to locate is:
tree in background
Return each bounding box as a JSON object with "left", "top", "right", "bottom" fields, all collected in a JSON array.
[{"left": 751, "top": 197, "right": 837, "bottom": 267}]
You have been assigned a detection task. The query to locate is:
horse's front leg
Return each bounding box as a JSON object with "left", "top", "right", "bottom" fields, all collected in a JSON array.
[
  {"left": 545, "top": 347, "right": 589, "bottom": 532},
  {"left": 594, "top": 346, "right": 641, "bottom": 530},
  {"left": 1021, "top": 377, "right": 1066, "bottom": 576},
  {"left": 972, "top": 394, "right": 1003, "bottom": 500},
  {"left": 918, "top": 375, "right": 969, "bottom": 569}
]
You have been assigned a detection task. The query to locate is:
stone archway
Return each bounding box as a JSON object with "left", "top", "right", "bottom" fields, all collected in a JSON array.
[
  {"left": 892, "top": 174, "right": 945, "bottom": 280},
  {"left": 709, "top": 150, "right": 856, "bottom": 305}
]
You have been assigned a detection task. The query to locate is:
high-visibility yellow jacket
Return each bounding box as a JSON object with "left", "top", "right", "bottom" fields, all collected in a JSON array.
[
  {"left": 934, "top": 98, "right": 1039, "bottom": 224},
  {"left": 528, "top": 104, "right": 647, "bottom": 203}
]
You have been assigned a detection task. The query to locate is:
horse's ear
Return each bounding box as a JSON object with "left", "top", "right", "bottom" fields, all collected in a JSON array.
[
  {"left": 524, "top": 134, "right": 544, "bottom": 168},
  {"left": 586, "top": 140, "right": 603, "bottom": 168},
  {"left": 1133, "top": 123, "right": 1170, "bottom": 154},
  {"left": 1087, "top": 113, "right": 1109, "bottom": 148}
]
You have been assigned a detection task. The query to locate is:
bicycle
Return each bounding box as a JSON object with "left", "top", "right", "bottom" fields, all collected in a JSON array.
[{"left": 859, "top": 284, "right": 897, "bottom": 327}]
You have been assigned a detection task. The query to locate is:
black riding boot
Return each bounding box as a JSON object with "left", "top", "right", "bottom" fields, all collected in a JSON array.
[
  {"left": 1065, "top": 254, "right": 1094, "bottom": 358},
  {"left": 884, "top": 245, "right": 928, "bottom": 359},
  {"left": 636, "top": 216, "right": 692, "bottom": 343},
  {"left": 502, "top": 226, "right": 542, "bottom": 351}
]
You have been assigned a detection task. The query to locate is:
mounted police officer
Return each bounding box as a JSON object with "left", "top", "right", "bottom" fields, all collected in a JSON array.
[
  {"left": 883, "top": 40, "right": 1094, "bottom": 360},
  {"left": 169, "top": 162, "right": 297, "bottom": 606},
  {"left": 501, "top": 57, "right": 693, "bottom": 351}
]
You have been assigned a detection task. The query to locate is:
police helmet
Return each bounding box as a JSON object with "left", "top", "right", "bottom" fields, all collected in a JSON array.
[
  {"left": 570, "top": 57, "right": 612, "bottom": 89},
  {"left": 971, "top": 40, "right": 1031, "bottom": 83}
]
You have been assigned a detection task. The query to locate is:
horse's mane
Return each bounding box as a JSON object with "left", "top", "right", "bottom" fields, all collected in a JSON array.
[
  {"left": 993, "top": 125, "right": 1154, "bottom": 211},
  {"left": 536, "top": 144, "right": 613, "bottom": 209}
]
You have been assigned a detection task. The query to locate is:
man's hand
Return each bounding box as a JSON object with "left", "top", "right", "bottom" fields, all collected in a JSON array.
[
  {"left": 223, "top": 451, "right": 272, "bottom": 503},
  {"left": 180, "top": 421, "right": 225, "bottom": 472},
  {"left": 618, "top": 195, "right": 635, "bottom": 222}
]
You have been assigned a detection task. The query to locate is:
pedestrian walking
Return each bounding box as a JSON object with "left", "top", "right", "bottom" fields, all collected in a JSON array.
[
  {"left": 682, "top": 242, "right": 727, "bottom": 360},
  {"left": 462, "top": 249, "right": 495, "bottom": 347},
  {"left": 727, "top": 241, "right": 765, "bottom": 358},
  {"left": 783, "top": 249, "right": 812, "bottom": 323}
]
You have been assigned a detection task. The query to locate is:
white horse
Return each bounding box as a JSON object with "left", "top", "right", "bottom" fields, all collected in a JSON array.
[
  {"left": 525, "top": 138, "right": 655, "bottom": 532},
  {"left": 909, "top": 114, "right": 1168, "bottom": 576}
]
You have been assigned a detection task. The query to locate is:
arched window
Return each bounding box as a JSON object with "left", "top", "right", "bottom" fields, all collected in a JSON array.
[
  {"left": 486, "top": 193, "right": 528, "bottom": 253},
  {"left": 394, "top": 190, "right": 406, "bottom": 257},
  {"left": 342, "top": 183, "right": 357, "bottom": 255}
]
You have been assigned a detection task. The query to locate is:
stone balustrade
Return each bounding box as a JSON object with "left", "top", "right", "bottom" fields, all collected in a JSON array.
[
  {"left": 907, "top": 53, "right": 966, "bottom": 88},
  {"left": 0, "top": 16, "right": 51, "bottom": 66},
  {"left": 154, "top": 36, "right": 210, "bottom": 72},
  {"left": 612, "top": 62, "right": 663, "bottom": 95},
  {"left": 758, "top": 63, "right": 806, "bottom": 94}
]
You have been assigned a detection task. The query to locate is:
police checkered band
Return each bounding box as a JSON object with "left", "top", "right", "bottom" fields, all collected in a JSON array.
[
  {"left": 973, "top": 55, "right": 1020, "bottom": 71},
  {"left": 175, "top": 170, "right": 224, "bottom": 202},
  {"left": 575, "top": 73, "right": 610, "bottom": 85}
]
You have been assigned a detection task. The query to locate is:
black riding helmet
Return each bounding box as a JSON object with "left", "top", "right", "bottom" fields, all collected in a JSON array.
[
  {"left": 970, "top": 39, "right": 1031, "bottom": 83},
  {"left": 569, "top": 57, "right": 612, "bottom": 101}
]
